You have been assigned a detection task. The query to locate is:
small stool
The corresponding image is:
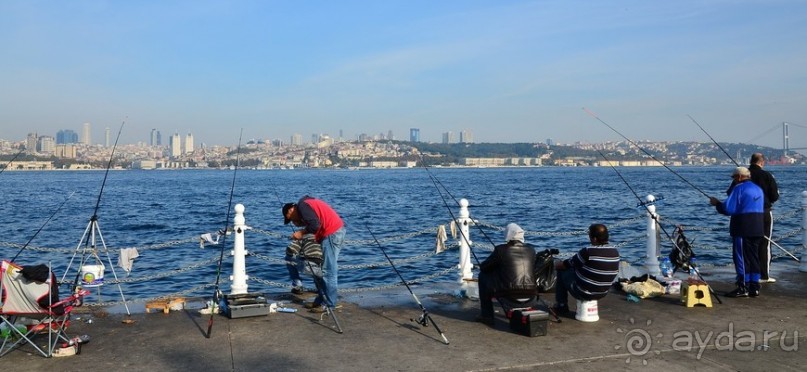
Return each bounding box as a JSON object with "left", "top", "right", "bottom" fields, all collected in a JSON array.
[
  {"left": 575, "top": 299, "right": 599, "bottom": 322},
  {"left": 683, "top": 283, "right": 713, "bottom": 308}
]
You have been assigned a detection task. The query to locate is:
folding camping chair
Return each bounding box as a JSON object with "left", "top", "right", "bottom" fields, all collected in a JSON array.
[{"left": 0, "top": 260, "right": 89, "bottom": 358}]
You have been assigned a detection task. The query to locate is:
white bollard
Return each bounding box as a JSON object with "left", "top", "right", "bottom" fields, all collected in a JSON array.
[
  {"left": 230, "top": 204, "right": 249, "bottom": 295},
  {"left": 644, "top": 195, "right": 661, "bottom": 276},
  {"left": 800, "top": 191, "right": 807, "bottom": 273},
  {"left": 457, "top": 199, "right": 477, "bottom": 298}
]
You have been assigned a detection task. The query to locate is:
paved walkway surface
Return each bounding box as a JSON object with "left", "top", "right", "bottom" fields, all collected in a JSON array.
[{"left": 2, "top": 262, "right": 805, "bottom": 371}]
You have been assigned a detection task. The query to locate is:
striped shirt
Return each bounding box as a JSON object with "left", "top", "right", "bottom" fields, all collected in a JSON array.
[
  {"left": 285, "top": 234, "right": 323, "bottom": 265},
  {"left": 564, "top": 245, "right": 620, "bottom": 300}
]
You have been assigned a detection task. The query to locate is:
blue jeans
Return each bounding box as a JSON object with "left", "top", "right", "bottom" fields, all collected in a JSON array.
[
  {"left": 285, "top": 254, "right": 322, "bottom": 288},
  {"left": 317, "top": 227, "right": 345, "bottom": 308}
]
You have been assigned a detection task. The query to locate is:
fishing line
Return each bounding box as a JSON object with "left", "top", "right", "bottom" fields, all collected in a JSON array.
[
  {"left": 69, "top": 120, "right": 124, "bottom": 288},
  {"left": 595, "top": 148, "right": 722, "bottom": 304},
  {"left": 206, "top": 128, "right": 243, "bottom": 339},
  {"left": 10, "top": 191, "right": 76, "bottom": 262},
  {"left": 583, "top": 108, "right": 712, "bottom": 199},
  {"left": 687, "top": 114, "right": 740, "bottom": 167},
  {"left": 91, "top": 121, "right": 125, "bottom": 219},
  {"left": 412, "top": 150, "right": 490, "bottom": 265},
  {"left": 364, "top": 222, "right": 449, "bottom": 345},
  {"left": 0, "top": 146, "right": 26, "bottom": 176}
]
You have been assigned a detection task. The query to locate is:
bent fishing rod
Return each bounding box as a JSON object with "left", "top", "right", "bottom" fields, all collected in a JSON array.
[
  {"left": 11, "top": 191, "right": 76, "bottom": 262},
  {"left": 364, "top": 223, "right": 449, "bottom": 345},
  {"left": 688, "top": 116, "right": 798, "bottom": 261},
  {"left": 0, "top": 146, "right": 26, "bottom": 176},
  {"left": 595, "top": 148, "right": 722, "bottom": 304},
  {"left": 687, "top": 115, "right": 740, "bottom": 167},
  {"left": 206, "top": 129, "right": 243, "bottom": 339},
  {"left": 583, "top": 108, "right": 712, "bottom": 199}
]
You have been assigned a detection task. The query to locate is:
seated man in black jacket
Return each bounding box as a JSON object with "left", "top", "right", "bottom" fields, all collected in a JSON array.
[{"left": 476, "top": 223, "right": 537, "bottom": 325}]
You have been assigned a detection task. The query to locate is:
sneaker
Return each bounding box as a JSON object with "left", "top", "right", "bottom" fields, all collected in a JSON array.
[
  {"left": 749, "top": 288, "right": 760, "bottom": 297},
  {"left": 303, "top": 301, "right": 321, "bottom": 309},
  {"left": 762, "top": 277, "right": 776, "bottom": 283},
  {"left": 475, "top": 315, "right": 495, "bottom": 326},
  {"left": 725, "top": 287, "right": 749, "bottom": 298},
  {"left": 290, "top": 286, "right": 305, "bottom": 295}
]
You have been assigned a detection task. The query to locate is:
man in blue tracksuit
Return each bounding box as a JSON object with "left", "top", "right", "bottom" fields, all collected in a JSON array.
[{"left": 709, "top": 167, "right": 765, "bottom": 298}]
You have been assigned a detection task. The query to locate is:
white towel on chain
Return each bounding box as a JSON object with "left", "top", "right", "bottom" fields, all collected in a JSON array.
[
  {"left": 436, "top": 225, "right": 448, "bottom": 254},
  {"left": 199, "top": 232, "right": 221, "bottom": 248},
  {"left": 118, "top": 248, "right": 140, "bottom": 274}
]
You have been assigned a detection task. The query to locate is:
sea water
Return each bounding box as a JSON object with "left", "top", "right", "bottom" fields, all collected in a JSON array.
[{"left": 1, "top": 166, "right": 805, "bottom": 299}]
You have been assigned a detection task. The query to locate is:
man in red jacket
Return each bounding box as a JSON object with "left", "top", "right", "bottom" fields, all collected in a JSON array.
[{"left": 283, "top": 196, "right": 346, "bottom": 312}]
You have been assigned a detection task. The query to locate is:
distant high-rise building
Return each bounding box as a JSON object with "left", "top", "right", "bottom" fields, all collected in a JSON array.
[
  {"left": 38, "top": 136, "right": 55, "bottom": 154},
  {"left": 184, "top": 133, "right": 194, "bottom": 154},
  {"left": 25, "top": 133, "right": 37, "bottom": 154},
  {"left": 442, "top": 131, "right": 454, "bottom": 144},
  {"left": 81, "top": 123, "right": 91, "bottom": 145},
  {"left": 459, "top": 130, "right": 473, "bottom": 144},
  {"left": 56, "top": 129, "right": 79, "bottom": 144},
  {"left": 291, "top": 134, "right": 303, "bottom": 146},
  {"left": 388, "top": 130, "right": 394, "bottom": 141},
  {"left": 105, "top": 127, "right": 110, "bottom": 147},
  {"left": 311, "top": 134, "right": 320, "bottom": 144},
  {"left": 339, "top": 129, "right": 344, "bottom": 141},
  {"left": 546, "top": 138, "right": 554, "bottom": 146},
  {"left": 170, "top": 133, "right": 182, "bottom": 158},
  {"left": 150, "top": 129, "right": 160, "bottom": 146},
  {"left": 55, "top": 144, "right": 77, "bottom": 159},
  {"left": 409, "top": 128, "right": 420, "bottom": 143}
]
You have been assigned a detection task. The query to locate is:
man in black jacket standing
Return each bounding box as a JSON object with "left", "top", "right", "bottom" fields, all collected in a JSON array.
[
  {"left": 728, "top": 153, "right": 779, "bottom": 282},
  {"left": 750, "top": 153, "right": 779, "bottom": 282},
  {"left": 476, "top": 223, "right": 537, "bottom": 325}
]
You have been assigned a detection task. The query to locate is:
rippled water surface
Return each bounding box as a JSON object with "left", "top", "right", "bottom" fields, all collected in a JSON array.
[{"left": 1, "top": 166, "right": 805, "bottom": 300}]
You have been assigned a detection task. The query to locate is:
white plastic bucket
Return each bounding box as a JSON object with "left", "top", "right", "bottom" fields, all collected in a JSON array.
[
  {"left": 575, "top": 299, "right": 599, "bottom": 322},
  {"left": 80, "top": 264, "right": 105, "bottom": 288}
]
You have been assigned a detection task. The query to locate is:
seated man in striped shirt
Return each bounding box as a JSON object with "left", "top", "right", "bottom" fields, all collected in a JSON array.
[{"left": 552, "top": 224, "right": 620, "bottom": 315}]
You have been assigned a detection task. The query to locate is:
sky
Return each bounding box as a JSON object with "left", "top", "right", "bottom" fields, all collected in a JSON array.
[{"left": 1, "top": 0, "right": 806, "bottom": 150}]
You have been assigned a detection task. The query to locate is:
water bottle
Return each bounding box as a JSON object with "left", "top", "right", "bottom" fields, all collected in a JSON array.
[
  {"left": 659, "top": 257, "right": 672, "bottom": 278},
  {"left": 688, "top": 257, "right": 698, "bottom": 280},
  {"left": 277, "top": 307, "right": 298, "bottom": 313}
]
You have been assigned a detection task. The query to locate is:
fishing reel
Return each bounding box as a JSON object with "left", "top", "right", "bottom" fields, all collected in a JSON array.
[
  {"left": 411, "top": 311, "right": 430, "bottom": 327},
  {"left": 636, "top": 194, "right": 664, "bottom": 208}
]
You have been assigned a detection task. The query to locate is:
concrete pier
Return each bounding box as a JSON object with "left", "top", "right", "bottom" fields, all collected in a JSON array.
[{"left": 3, "top": 262, "right": 805, "bottom": 371}]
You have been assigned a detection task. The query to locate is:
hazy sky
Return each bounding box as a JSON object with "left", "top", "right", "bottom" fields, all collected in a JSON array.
[{"left": 1, "top": 1, "right": 806, "bottom": 149}]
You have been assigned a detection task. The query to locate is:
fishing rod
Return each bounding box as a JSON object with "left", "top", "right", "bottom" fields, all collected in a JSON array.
[
  {"left": 271, "top": 189, "right": 343, "bottom": 334},
  {"left": 412, "top": 150, "right": 488, "bottom": 265},
  {"left": 583, "top": 108, "right": 712, "bottom": 199},
  {"left": 206, "top": 129, "right": 243, "bottom": 339},
  {"left": 10, "top": 191, "right": 76, "bottom": 262},
  {"left": 595, "top": 148, "right": 722, "bottom": 304},
  {"left": 688, "top": 116, "right": 800, "bottom": 261},
  {"left": 0, "top": 146, "right": 26, "bottom": 176},
  {"left": 687, "top": 114, "right": 740, "bottom": 167},
  {"left": 364, "top": 223, "right": 449, "bottom": 345},
  {"left": 412, "top": 148, "right": 563, "bottom": 321},
  {"left": 68, "top": 120, "right": 123, "bottom": 287}
]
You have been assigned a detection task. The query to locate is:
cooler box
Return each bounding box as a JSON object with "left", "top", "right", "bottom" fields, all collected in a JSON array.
[{"left": 509, "top": 309, "right": 549, "bottom": 337}]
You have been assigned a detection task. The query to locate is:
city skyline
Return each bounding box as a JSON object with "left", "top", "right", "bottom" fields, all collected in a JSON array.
[{"left": 1, "top": 2, "right": 807, "bottom": 149}]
